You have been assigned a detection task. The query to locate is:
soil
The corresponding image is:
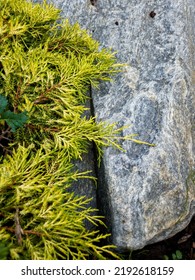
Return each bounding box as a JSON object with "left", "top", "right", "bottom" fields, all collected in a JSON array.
[{"left": 130, "top": 216, "right": 195, "bottom": 260}]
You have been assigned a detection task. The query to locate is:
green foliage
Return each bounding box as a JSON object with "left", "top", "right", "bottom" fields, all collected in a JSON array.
[
  {"left": 0, "top": 0, "right": 126, "bottom": 162},
  {"left": 0, "top": 94, "right": 28, "bottom": 132},
  {"left": 172, "top": 250, "right": 183, "bottom": 260},
  {"left": 0, "top": 242, "right": 10, "bottom": 260},
  {"left": 164, "top": 250, "right": 183, "bottom": 260},
  {"left": 0, "top": 0, "right": 147, "bottom": 260},
  {"left": 0, "top": 95, "right": 7, "bottom": 114},
  {"left": 0, "top": 0, "right": 125, "bottom": 260},
  {"left": 0, "top": 144, "right": 119, "bottom": 259}
]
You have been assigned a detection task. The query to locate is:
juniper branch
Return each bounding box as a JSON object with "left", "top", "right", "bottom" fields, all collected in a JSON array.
[{"left": 0, "top": 226, "right": 45, "bottom": 238}]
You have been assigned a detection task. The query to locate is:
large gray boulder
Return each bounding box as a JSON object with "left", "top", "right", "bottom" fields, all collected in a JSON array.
[{"left": 36, "top": 0, "right": 195, "bottom": 250}]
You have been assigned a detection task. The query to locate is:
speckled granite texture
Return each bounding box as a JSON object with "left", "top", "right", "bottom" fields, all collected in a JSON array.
[{"left": 34, "top": 0, "right": 195, "bottom": 250}]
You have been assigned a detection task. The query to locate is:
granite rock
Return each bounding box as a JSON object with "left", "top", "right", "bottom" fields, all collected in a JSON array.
[{"left": 35, "top": 0, "right": 195, "bottom": 250}]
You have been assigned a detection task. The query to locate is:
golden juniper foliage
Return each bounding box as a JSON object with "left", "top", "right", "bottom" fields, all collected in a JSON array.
[
  {"left": 0, "top": 0, "right": 141, "bottom": 259},
  {"left": 0, "top": 0, "right": 127, "bottom": 162},
  {"left": 0, "top": 144, "right": 118, "bottom": 259},
  {"left": 0, "top": 0, "right": 124, "bottom": 260}
]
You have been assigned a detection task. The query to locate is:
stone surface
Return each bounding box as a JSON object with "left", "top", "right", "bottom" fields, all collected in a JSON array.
[{"left": 36, "top": 0, "right": 195, "bottom": 250}]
